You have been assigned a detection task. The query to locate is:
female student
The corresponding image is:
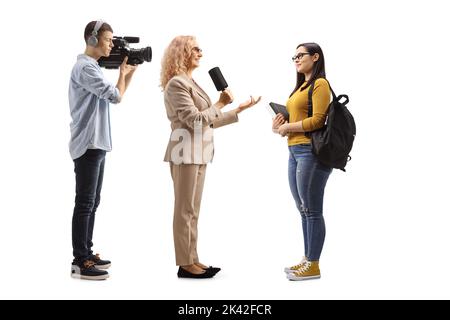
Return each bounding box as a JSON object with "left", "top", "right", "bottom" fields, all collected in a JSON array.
[{"left": 272, "top": 42, "right": 332, "bottom": 280}]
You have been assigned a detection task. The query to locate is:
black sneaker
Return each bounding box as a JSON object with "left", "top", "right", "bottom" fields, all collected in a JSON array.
[
  {"left": 71, "top": 260, "right": 109, "bottom": 280},
  {"left": 89, "top": 253, "right": 111, "bottom": 270}
]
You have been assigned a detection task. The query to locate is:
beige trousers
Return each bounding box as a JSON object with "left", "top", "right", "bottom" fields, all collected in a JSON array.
[{"left": 170, "top": 163, "right": 207, "bottom": 266}]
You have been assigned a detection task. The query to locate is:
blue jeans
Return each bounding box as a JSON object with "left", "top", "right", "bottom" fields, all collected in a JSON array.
[
  {"left": 72, "top": 149, "right": 106, "bottom": 262},
  {"left": 288, "top": 144, "right": 332, "bottom": 261}
]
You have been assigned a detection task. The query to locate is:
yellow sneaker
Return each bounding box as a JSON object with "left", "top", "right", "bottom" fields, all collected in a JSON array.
[
  {"left": 287, "top": 261, "right": 320, "bottom": 281},
  {"left": 284, "top": 256, "right": 307, "bottom": 274}
]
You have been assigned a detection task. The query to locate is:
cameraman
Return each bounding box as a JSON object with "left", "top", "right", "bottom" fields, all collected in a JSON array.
[{"left": 68, "top": 21, "right": 137, "bottom": 280}]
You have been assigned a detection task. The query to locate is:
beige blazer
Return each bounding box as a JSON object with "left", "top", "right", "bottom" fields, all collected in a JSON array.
[{"left": 163, "top": 74, "right": 238, "bottom": 164}]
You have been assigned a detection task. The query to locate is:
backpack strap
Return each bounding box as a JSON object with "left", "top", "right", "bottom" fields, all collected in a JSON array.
[
  {"left": 305, "top": 80, "right": 316, "bottom": 138},
  {"left": 307, "top": 80, "right": 316, "bottom": 118},
  {"left": 307, "top": 78, "right": 336, "bottom": 117},
  {"left": 306, "top": 78, "right": 336, "bottom": 138}
]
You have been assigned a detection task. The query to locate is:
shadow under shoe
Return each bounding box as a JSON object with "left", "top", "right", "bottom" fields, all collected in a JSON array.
[
  {"left": 89, "top": 253, "right": 111, "bottom": 270},
  {"left": 178, "top": 266, "right": 215, "bottom": 279},
  {"left": 71, "top": 260, "right": 109, "bottom": 281}
]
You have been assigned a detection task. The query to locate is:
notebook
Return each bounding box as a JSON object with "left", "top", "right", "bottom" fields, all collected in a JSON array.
[{"left": 269, "top": 102, "right": 289, "bottom": 122}]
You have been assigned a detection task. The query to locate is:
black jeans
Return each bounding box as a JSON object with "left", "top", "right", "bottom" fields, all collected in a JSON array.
[{"left": 72, "top": 149, "right": 106, "bottom": 262}]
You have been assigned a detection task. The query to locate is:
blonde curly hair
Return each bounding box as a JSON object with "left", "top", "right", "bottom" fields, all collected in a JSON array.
[{"left": 160, "top": 35, "right": 197, "bottom": 89}]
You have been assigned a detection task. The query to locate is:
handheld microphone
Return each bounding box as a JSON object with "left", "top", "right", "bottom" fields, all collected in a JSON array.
[{"left": 208, "top": 67, "right": 228, "bottom": 92}]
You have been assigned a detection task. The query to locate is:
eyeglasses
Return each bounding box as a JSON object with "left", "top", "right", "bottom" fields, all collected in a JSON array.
[
  {"left": 291, "top": 52, "right": 311, "bottom": 61},
  {"left": 192, "top": 47, "right": 203, "bottom": 53}
]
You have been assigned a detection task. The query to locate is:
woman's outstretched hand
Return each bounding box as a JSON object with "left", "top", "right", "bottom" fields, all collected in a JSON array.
[{"left": 236, "top": 96, "right": 262, "bottom": 113}]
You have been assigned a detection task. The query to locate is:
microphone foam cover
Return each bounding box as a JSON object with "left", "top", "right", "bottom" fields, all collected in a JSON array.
[{"left": 209, "top": 67, "right": 228, "bottom": 91}]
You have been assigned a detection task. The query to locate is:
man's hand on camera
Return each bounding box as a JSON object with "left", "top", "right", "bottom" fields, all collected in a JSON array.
[
  {"left": 116, "top": 56, "right": 138, "bottom": 100},
  {"left": 120, "top": 56, "right": 138, "bottom": 76}
]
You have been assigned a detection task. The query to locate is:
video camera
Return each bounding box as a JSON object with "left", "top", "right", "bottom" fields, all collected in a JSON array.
[{"left": 98, "top": 36, "right": 152, "bottom": 69}]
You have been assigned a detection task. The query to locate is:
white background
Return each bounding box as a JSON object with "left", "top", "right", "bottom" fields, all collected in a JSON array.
[{"left": 1, "top": 0, "right": 449, "bottom": 299}]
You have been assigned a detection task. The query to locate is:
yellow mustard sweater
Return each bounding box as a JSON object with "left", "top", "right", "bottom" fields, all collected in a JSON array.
[{"left": 286, "top": 78, "right": 331, "bottom": 146}]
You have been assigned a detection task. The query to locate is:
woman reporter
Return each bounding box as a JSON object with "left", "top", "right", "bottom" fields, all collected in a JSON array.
[{"left": 161, "top": 35, "right": 261, "bottom": 278}]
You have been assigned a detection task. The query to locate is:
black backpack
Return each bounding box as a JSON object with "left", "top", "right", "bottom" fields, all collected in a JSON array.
[{"left": 307, "top": 79, "right": 356, "bottom": 171}]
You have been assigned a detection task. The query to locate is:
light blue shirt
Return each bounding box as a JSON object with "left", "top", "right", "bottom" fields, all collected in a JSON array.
[{"left": 68, "top": 54, "right": 121, "bottom": 160}]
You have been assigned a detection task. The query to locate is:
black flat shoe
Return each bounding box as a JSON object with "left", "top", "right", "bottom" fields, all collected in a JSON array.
[
  {"left": 203, "top": 266, "right": 221, "bottom": 275},
  {"left": 177, "top": 267, "right": 215, "bottom": 279}
]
